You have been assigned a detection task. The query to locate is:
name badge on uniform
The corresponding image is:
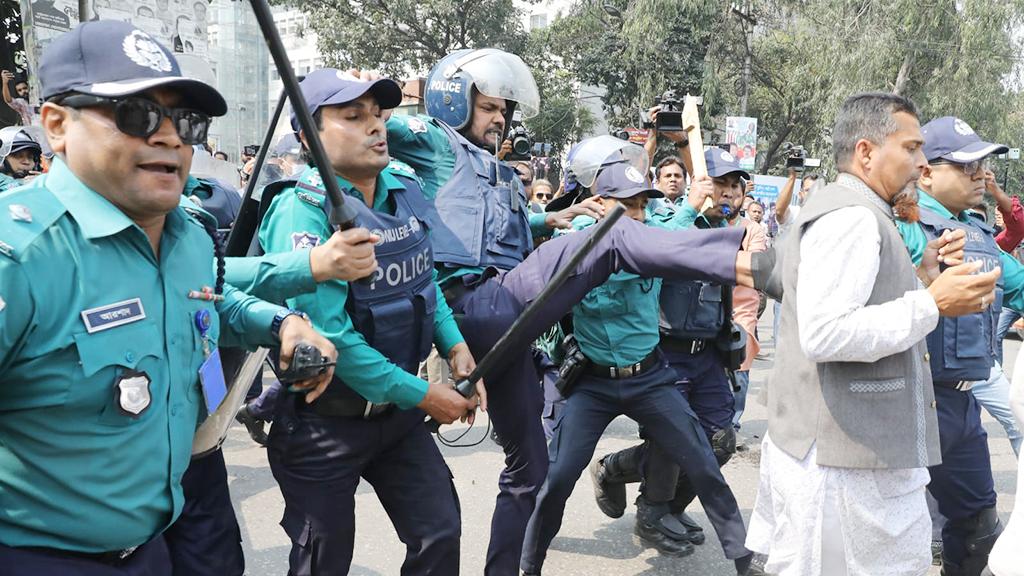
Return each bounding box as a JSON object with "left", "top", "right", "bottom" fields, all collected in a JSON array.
[
  {"left": 116, "top": 370, "right": 152, "bottom": 417},
  {"left": 81, "top": 298, "right": 146, "bottom": 333},
  {"left": 199, "top": 348, "right": 228, "bottom": 414}
]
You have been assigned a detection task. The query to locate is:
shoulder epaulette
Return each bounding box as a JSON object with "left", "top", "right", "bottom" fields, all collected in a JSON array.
[{"left": 0, "top": 185, "right": 68, "bottom": 260}]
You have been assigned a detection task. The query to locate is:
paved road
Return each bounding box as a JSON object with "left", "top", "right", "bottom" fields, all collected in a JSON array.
[{"left": 226, "top": 312, "right": 1020, "bottom": 575}]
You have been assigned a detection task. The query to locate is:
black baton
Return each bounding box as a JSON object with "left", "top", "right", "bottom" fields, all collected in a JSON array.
[{"left": 248, "top": 0, "right": 359, "bottom": 230}]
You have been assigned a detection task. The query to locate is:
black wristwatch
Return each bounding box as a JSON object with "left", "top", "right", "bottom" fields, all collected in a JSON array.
[{"left": 271, "top": 309, "right": 310, "bottom": 341}]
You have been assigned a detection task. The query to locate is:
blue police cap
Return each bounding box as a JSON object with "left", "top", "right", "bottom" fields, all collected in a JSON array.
[
  {"left": 291, "top": 69, "right": 403, "bottom": 133},
  {"left": 705, "top": 148, "right": 750, "bottom": 180},
  {"left": 39, "top": 21, "right": 226, "bottom": 116},
  {"left": 922, "top": 116, "right": 1008, "bottom": 163},
  {"left": 592, "top": 161, "right": 663, "bottom": 200}
]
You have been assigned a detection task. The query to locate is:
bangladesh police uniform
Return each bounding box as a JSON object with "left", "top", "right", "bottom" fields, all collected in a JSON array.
[
  {"left": 519, "top": 162, "right": 750, "bottom": 575},
  {"left": 591, "top": 150, "right": 750, "bottom": 549},
  {"left": 0, "top": 155, "right": 289, "bottom": 574},
  {"left": 257, "top": 71, "right": 467, "bottom": 575},
  {"left": 387, "top": 52, "right": 750, "bottom": 575},
  {"left": 895, "top": 116, "right": 1024, "bottom": 576}
]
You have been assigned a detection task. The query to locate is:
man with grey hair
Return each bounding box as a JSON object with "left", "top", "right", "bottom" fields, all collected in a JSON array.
[{"left": 745, "top": 92, "right": 1000, "bottom": 576}]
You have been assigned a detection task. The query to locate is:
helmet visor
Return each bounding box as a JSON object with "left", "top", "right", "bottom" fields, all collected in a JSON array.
[
  {"left": 455, "top": 49, "right": 540, "bottom": 119},
  {"left": 568, "top": 135, "right": 648, "bottom": 189}
]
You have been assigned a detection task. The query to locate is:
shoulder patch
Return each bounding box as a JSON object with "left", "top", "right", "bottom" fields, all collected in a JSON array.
[
  {"left": 291, "top": 232, "right": 321, "bottom": 250},
  {"left": 0, "top": 186, "right": 68, "bottom": 260},
  {"left": 406, "top": 117, "right": 428, "bottom": 134}
]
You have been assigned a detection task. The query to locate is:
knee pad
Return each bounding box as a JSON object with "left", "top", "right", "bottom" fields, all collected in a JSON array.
[
  {"left": 943, "top": 507, "right": 1003, "bottom": 576},
  {"left": 711, "top": 427, "right": 737, "bottom": 467}
]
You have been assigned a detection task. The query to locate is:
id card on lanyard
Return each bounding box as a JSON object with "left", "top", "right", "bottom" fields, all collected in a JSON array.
[{"left": 195, "top": 308, "right": 228, "bottom": 413}]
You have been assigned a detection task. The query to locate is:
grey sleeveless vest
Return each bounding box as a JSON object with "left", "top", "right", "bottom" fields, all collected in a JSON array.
[{"left": 767, "top": 174, "right": 941, "bottom": 469}]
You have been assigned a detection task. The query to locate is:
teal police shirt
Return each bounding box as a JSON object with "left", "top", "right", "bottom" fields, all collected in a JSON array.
[
  {"left": 385, "top": 114, "right": 552, "bottom": 285},
  {"left": 0, "top": 159, "right": 285, "bottom": 552},
  {"left": 896, "top": 189, "right": 1024, "bottom": 311},
  {"left": 259, "top": 164, "right": 464, "bottom": 408},
  {"left": 568, "top": 203, "right": 702, "bottom": 367},
  {"left": 0, "top": 173, "right": 22, "bottom": 193}
]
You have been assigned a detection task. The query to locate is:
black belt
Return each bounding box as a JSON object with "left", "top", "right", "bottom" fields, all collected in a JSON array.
[
  {"left": 934, "top": 380, "right": 974, "bottom": 392},
  {"left": 23, "top": 544, "right": 141, "bottom": 566},
  {"left": 659, "top": 336, "right": 710, "bottom": 355},
  {"left": 303, "top": 394, "right": 394, "bottom": 419},
  {"left": 584, "top": 350, "right": 660, "bottom": 379}
]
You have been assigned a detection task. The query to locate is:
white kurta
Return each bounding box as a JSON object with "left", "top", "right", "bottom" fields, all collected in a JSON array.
[{"left": 747, "top": 184, "right": 939, "bottom": 576}]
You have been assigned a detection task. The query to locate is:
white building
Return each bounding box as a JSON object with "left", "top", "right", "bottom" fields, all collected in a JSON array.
[{"left": 266, "top": 8, "right": 325, "bottom": 135}]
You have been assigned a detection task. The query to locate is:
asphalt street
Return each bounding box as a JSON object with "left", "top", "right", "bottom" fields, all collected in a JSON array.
[{"left": 226, "top": 310, "right": 1020, "bottom": 575}]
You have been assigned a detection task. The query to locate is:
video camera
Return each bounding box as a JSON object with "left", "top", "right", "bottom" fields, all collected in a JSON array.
[
  {"left": 642, "top": 90, "right": 684, "bottom": 132},
  {"left": 242, "top": 144, "right": 261, "bottom": 158},
  {"left": 783, "top": 143, "right": 821, "bottom": 172},
  {"left": 507, "top": 124, "right": 533, "bottom": 161}
]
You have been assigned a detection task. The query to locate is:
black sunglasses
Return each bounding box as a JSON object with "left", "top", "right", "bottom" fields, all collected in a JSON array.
[
  {"left": 57, "top": 94, "right": 211, "bottom": 145},
  {"left": 534, "top": 192, "right": 552, "bottom": 200}
]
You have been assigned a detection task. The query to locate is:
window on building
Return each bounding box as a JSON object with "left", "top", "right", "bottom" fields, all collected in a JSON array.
[{"left": 530, "top": 13, "right": 548, "bottom": 29}]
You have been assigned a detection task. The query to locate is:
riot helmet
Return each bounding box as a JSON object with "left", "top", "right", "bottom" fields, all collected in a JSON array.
[
  {"left": 547, "top": 135, "right": 649, "bottom": 212},
  {"left": 0, "top": 127, "right": 43, "bottom": 178},
  {"left": 424, "top": 48, "right": 540, "bottom": 136}
]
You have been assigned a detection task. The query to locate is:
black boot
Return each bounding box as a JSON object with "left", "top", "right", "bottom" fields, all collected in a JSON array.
[
  {"left": 234, "top": 401, "right": 267, "bottom": 446},
  {"left": 670, "top": 510, "right": 706, "bottom": 545},
  {"left": 633, "top": 498, "right": 695, "bottom": 557},
  {"left": 590, "top": 449, "right": 641, "bottom": 518}
]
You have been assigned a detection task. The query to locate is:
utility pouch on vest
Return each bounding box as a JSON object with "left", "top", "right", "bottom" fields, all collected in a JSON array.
[
  {"left": 554, "top": 333, "right": 589, "bottom": 398},
  {"left": 713, "top": 285, "right": 746, "bottom": 372}
]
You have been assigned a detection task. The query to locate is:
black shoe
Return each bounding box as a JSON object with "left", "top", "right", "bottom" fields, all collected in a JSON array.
[
  {"left": 672, "top": 511, "right": 705, "bottom": 545},
  {"left": 235, "top": 402, "right": 267, "bottom": 446},
  {"left": 590, "top": 456, "right": 627, "bottom": 518},
  {"left": 743, "top": 553, "right": 769, "bottom": 576},
  {"left": 633, "top": 519, "right": 695, "bottom": 557},
  {"left": 931, "top": 540, "right": 943, "bottom": 566}
]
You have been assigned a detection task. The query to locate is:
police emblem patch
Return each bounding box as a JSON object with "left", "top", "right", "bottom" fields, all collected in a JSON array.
[
  {"left": 291, "top": 232, "right": 321, "bottom": 250},
  {"left": 370, "top": 228, "right": 385, "bottom": 243},
  {"left": 115, "top": 370, "right": 152, "bottom": 417},
  {"left": 122, "top": 30, "right": 172, "bottom": 73},
  {"left": 407, "top": 117, "right": 428, "bottom": 134},
  {"left": 954, "top": 119, "right": 975, "bottom": 136},
  {"left": 307, "top": 172, "right": 323, "bottom": 188},
  {"left": 721, "top": 151, "right": 736, "bottom": 163},
  {"left": 624, "top": 166, "right": 645, "bottom": 183},
  {"left": 408, "top": 216, "right": 421, "bottom": 233}
]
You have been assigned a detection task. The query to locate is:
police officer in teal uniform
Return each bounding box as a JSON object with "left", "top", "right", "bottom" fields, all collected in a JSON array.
[
  {"left": 590, "top": 148, "right": 750, "bottom": 553},
  {"left": 0, "top": 21, "right": 335, "bottom": 575},
  {"left": 520, "top": 153, "right": 753, "bottom": 575},
  {"left": 0, "top": 127, "right": 42, "bottom": 191},
  {"left": 895, "top": 116, "right": 1024, "bottom": 576},
  {"left": 259, "top": 69, "right": 480, "bottom": 575}
]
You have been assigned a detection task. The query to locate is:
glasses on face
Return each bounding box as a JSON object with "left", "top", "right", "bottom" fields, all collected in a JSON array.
[
  {"left": 534, "top": 192, "right": 552, "bottom": 201},
  {"left": 57, "top": 94, "right": 212, "bottom": 146},
  {"left": 930, "top": 159, "right": 989, "bottom": 178}
]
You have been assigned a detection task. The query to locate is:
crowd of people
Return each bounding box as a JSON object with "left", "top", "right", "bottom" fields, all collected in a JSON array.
[{"left": 1, "top": 18, "right": 1024, "bottom": 576}]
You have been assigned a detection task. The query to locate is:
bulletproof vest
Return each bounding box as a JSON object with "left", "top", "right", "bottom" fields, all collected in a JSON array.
[
  {"left": 658, "top": 281, "right": 726, "bottom": 340},
  {"left": 299, "top": 174, "right": 437, "bottom": 376},
  {"left": 918, "top": 205, "right": 1004, "bottom": 382},
  {"left": 658, "top": 219, "right": 727, "bottom": 340},
  {"left": 429, "top": 121, "right": 532, "bottom": 271},
  {"left": 195, "top": 178, "right": 242, "bottom": 230}
]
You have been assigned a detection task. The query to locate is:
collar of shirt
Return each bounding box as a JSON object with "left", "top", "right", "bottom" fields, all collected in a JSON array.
[
  {"left": 915, "top": 187, "right": 968, "bottom": 222},
  {"left": 183, "top": 175, "right": 208, "bottom": 200},
  {"left": 837, "top": 173, "right": 895, "bottom": 220},
  {"left": 296, "top": 165, "right": 405, "bottom": 212},
  {"left": 45, "top": 157, "right": 138, "bottom": 240}
]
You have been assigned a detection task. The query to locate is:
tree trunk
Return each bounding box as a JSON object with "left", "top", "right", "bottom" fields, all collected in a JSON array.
[
  {"left": 760, "top": 122, "right": 793, "bottom": 174},
  {"left": 893, "top": 51, "right": 914, "bottom": 96}
]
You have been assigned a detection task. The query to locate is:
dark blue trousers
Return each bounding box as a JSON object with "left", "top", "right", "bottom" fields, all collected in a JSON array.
[
  {"left": 447, "top": 217, "right": 744, "bottom": 576},
  {"left": 519, "top": 362, "right": 748, "bottom": 574},
  {"left": 641, "top": 346, "right": 735, "bottom": 502},
  {"left": 164, "top": 448, "right": 244, "bottom": 576},
  {"left": 927, "top": 386, "right": 998, "bottom": 567},
  {"left": 0, "top": 537, "right": 170, "bottom": 576},
  {"left": 267, "top": 402, "right": 461, "bottom": 576}
]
